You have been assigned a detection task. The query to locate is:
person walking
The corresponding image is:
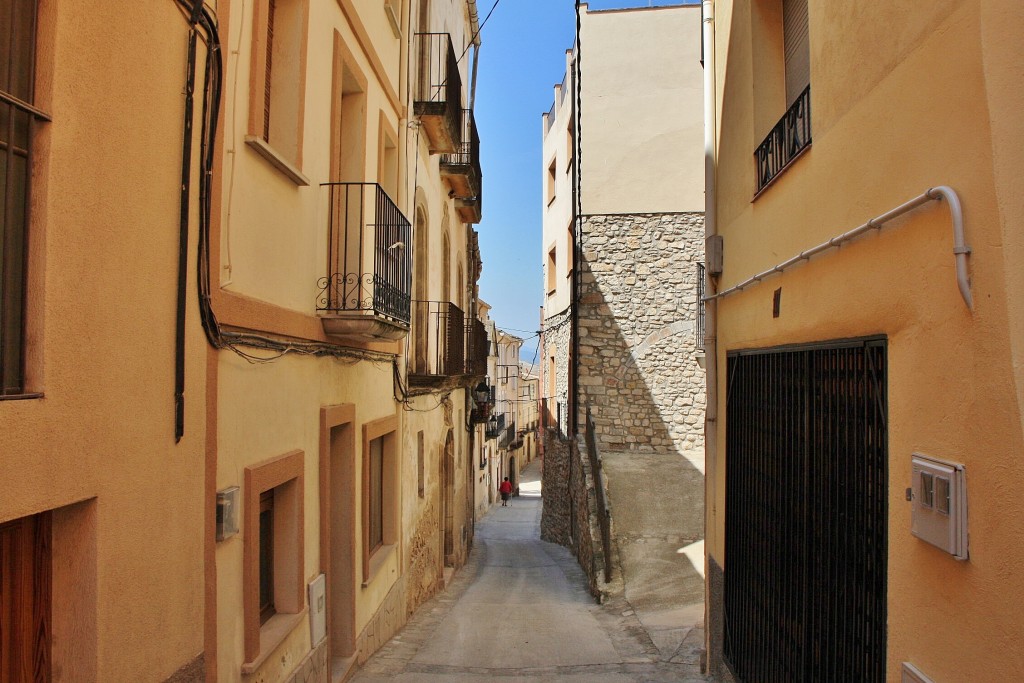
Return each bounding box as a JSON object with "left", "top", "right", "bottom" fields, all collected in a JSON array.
[{"left": 499, "top": 477, "right": 513, "bottom": 506}]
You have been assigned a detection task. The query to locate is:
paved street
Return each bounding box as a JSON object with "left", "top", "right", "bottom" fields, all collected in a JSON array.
[{"left": 351, "top": 460, "right": 707, "bottom": 682}]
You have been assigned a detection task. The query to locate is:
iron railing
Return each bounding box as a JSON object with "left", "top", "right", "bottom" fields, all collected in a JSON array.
[
  {"left": 410, "top": 300, "right": 465, "bottom": 377},
  {"left": 498, "top": 421, "right": 517, "bottom": 449},
  {"left": 465, "top": 319, "right": 488, "bottom": 375},
  {"left": 696, "top": 262, "right": 706, "bottom": 351},
  {"left": 439, "top": 109, "right": 481, "bottom": 198},
  {"left": 317, "top": 183, "right": 411, "bottom": 324},
  {"left": 486, "top": 412, "right": 505, "bottom": 440},
  {"left": 414, "top": 33, "right": 462, "bottom": 147},
  {"left": 755, "top": 84, "right": 811, "bottom": 193},
  {"left": 724, "top": 339, "right": 888, "bottom": 682},
  {"left": 585, "top": 404, "right": 613, "bottom": 583}
]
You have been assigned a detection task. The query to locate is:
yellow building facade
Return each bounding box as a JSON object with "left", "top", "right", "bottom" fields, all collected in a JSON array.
[
  {"left": 1, "top": 1, "right": 208, "bottom": 680},
  {"left": 205, "top": 0, "right": 488, "bottom": 681},
  {"left": 704, "top": 0, "right": 1024, "bottom": 680}
]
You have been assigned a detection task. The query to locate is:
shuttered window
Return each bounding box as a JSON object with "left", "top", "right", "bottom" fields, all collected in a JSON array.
[
  {"left": 1, "top": 0, "right": 44, "bottom": 396},
  {"left": 783, "top": 0, "right": 809, "bottom": 106}
]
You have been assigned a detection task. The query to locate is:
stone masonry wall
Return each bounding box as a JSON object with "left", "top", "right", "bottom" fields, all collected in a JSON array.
[
  {"left": 541, "top": 306, "right": 572, "bottom": 436},
  {"left": 579, "top": 212, "right": 706, "bottom": 454},
  {"left": 540, "top": 428, "right": 611, "bottom": 601}
]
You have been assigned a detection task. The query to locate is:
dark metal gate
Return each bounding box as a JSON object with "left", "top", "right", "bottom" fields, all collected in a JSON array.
[{"left": 724, "top": 338, "right": 888, "bottom": 682}]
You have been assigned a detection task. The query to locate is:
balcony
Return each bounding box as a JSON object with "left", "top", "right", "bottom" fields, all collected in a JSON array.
[
  {"left": 486, "top": 412, "right": 505, "bottom": 440},
  {"left": 440, "top": 109, "right": 482, "bottom": 224},
  {"left": 409, "top": 300, "right": 465, "bottom": 385},
  {"left": 498, "top": 421, "right": 517, "bottom": 449},
  {"left": 754, "top": 85, "right": 811, "bottom": 195},
  {"left": 414, "top": 33, "right": 462, "bottom": 154},
  {"left": 317, "top": 183, "right": 412, "bottom": 342},
  {"left": 464, "top": 319, "right": 488, "bottom": 377}
]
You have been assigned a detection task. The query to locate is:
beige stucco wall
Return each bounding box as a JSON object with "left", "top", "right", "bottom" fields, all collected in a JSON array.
[
  {"left": 579, "top": 4, "right": 705, "bottom": 215},
  {"left": 541, "top": 50, "right": 576, "bottom": 319},
  {"left": 709, "top": 1, "right": 1024, "bottom": 679},
  {"left": 0, "top": 2, "right": 207, "bottom": 680},
  {"left": 211, "top": 0, "right": 481, "bottom": 678}
]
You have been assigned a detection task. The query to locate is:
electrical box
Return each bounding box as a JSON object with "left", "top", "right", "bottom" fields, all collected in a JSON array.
[
  {"left": 902, "top": 662, "right": 934, "bottom": 683},
  {"left": 215, "top": 486, "right": 239, "bottom": 542},
  {"left": 910, "top": 453, "right": 968, "bottom": 560},
  {"left": 308, "top": 574, "right": 327, "bottom": 646}
]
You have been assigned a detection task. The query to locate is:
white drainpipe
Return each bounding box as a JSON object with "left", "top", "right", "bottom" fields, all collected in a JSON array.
[
  {"left": 700, "top": 0, "right": 719, "bottom": 660},
  {"left": 706, "top": 186, "right": 973, "bottom": 311}
]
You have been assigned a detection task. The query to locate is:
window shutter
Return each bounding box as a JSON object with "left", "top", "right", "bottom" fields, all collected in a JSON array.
[
  {"left": 263, "top": 0, "right": 275, "bottom": 141},
  {"left": 783, "top": 0, "right": 810, "bottom": 105}
]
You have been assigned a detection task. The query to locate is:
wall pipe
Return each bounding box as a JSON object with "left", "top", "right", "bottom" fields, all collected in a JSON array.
[{"left": 705, "top": 186, "right": 973, "bottom": 310}]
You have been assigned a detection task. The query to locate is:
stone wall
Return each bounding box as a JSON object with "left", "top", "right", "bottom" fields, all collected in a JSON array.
[
  {"left": 405, "top": 501, "right": 442, "bottom": 617},
  {"left": 540, "top": 428, "right": 614, "bottom": 601},
  {"left": 579, "top": 212, "right": 705, "bottom": 454},
  {"left": 541, "top": 306, "right": 572, "bottom": 436},
  {"left": 355, "top": 577, "right": 406, "bottom": 664},
  {"left": 539, "top": 429, "right": 571, "bottom": 546}
]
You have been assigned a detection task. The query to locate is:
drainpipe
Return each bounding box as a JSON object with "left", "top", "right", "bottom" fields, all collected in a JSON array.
[
  {"left": 701, "top": 0, "right": 721, "bottom": 671},
  {"left": 467, "top": 0, "right": 481, "bottom": 109}
]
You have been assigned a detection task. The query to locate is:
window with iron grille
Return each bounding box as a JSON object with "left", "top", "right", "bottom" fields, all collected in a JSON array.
[{"left": 1, "top": 0, "right": 47, "bottom": 396}]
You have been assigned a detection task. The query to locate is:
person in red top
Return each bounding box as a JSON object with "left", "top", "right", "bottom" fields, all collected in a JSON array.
[{"left": 499, "top": 477, "right": 513, "bottom": 506}]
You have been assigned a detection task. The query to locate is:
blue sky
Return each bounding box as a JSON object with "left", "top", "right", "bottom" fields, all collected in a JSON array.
[{"left": 472, "top": 0, "right": 693, "bottom": 366}]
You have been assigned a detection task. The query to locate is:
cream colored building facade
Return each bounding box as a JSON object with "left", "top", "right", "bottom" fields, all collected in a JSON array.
[
  {"left": 204, "top": 0, "right": 490, "bottom": 681},
  {"left": 541, "top": 4, "right": 706, "bottom": 454},
  {"left": 703, "top": 1, "right": 1024, "bottom": 680}
]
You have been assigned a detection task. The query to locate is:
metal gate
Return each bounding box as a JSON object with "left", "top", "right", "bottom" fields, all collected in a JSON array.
[{"left": 724, "top": 338, "right": 888, "bottom": 682}]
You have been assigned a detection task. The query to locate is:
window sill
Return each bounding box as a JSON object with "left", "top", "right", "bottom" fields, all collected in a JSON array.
[
  {"left": 0, "top": 392, "right": 44, "bottom": 401},
  {"left": 547, "top": 195, "right": 557, "bottom": 207},
  {"left": 245, "top": 136, "right": 310, "bottom": 187},
  {"left": 240, "top": 608, "right": 308, "bottom": 675},
  {"left": 546, "top": 289, "right": 556, "bottom": 297},
  {"left": 362, "top": 543, "right": 396, "bottom": 587}
]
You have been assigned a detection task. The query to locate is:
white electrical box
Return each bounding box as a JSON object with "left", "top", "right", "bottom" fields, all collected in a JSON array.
[
  {"left": 215, "top": 486, "right": 239, "bottom": 542},
  {"left": 902, "top": 662, "right": 934, "bottom": 683},
  {"left": 308, "top": 574, "right": 327, "bottom": 646},
  {"left": 910, "top": 453, "right": 968, "bottom": 560}
]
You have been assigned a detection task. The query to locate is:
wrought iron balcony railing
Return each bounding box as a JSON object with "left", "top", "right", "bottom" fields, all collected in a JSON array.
[
  {"left": 414, "top": 33, "right": 462, "bottom": 154},
  {"left": 486, "top": 412, "right": 505, "bottom": 440},
  {"left": 464, "top": 319, "right": 488, "bottom": 376},
  {"left": 409, "top": 300, "right": 465, "bottom": 378},
  {"left": 498, "top": 421, "right": 517, "bottom": 449},
  {"left": 317, "top": 183, "right": 412, "bottom": 339},
  {"left": 696, "top": 262, "right": 706, "bottom": 351},
  {"left": 440, "top": 109, "right": 481, "bottom": 199},
  {"left": 755, "top": 85, "right": 811, "bottom": 194}
]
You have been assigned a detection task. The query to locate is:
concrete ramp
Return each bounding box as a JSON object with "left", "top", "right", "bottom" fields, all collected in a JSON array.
[{"left": 601, "top": 449, "right": 705, "bottom": 663}]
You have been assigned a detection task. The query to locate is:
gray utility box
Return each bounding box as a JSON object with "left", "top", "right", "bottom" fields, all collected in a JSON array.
[{"left": 910, "top": 453, "right": 968, "bottom": 560}]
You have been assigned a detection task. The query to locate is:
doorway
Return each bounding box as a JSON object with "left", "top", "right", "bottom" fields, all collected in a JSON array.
[{"left": 723, "top": 339, "right": 888, "bottom": 681}]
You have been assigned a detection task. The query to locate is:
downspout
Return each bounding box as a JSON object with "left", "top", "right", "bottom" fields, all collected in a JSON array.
[
  {"left": 467, "top": 0, "right": 481, "bottom": 109},
  {"left": 701, "top": 0, "right": 721, "bottom": 670}
]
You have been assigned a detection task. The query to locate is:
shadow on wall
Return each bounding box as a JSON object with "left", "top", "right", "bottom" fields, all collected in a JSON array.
[{"left": 577, "top": 246, "right": 705, "bottom": 456}]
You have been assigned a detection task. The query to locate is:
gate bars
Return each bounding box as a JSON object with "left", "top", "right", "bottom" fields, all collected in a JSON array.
[{"left": 724, "top": 339, "right": 888, "bottom": 682}]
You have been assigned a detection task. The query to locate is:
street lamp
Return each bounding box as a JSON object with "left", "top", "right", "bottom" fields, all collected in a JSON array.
[{"left": 473, "top": 381, "right": 489, "bottom": 405}]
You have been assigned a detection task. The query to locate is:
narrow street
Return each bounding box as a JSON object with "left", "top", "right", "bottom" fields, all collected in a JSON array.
[{"left": 352, "top": 461, "right": 707, "bottom": 682}]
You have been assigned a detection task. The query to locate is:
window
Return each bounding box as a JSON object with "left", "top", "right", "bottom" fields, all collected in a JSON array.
[
  {"left": 417, "top": 430, "right": 425, "bottom": 498},
  {"left": 378, "top": 113, "right": 399, "bottom": 200},
  {"left": 0, "top": 511, "right": 51, "bottom": 682},
  {"left": 246, "top": 0, "right": 309, "bottom": 183},
  {"left": 547, "top": 247, "right": 557, "bottom": 295},
  {"left": 368, "top": 435, "right": 384, "bottom": 552},
  {"left": 753, "top": 0, "right": 811, "bottom": 193},
  {"left": 1, "top": 0, "right": 48, "bottom": 396},
  {"left": 546, "top": 159, "right": 557, "bottom": 205},
  {"left": 243, "top": 450, "right": 304, "bottom": 667},
  {"left": 566, "top": 224, "right": 574, "bottom": 278},
  {"left": 782, "top": 0, "right": 809, "bottom": 106},
  {"left": 362, "top": 415, "right": 398, "bottom": 583},
  {"left": 258, "top": 490, "right": 275, "bottom": 624}
]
